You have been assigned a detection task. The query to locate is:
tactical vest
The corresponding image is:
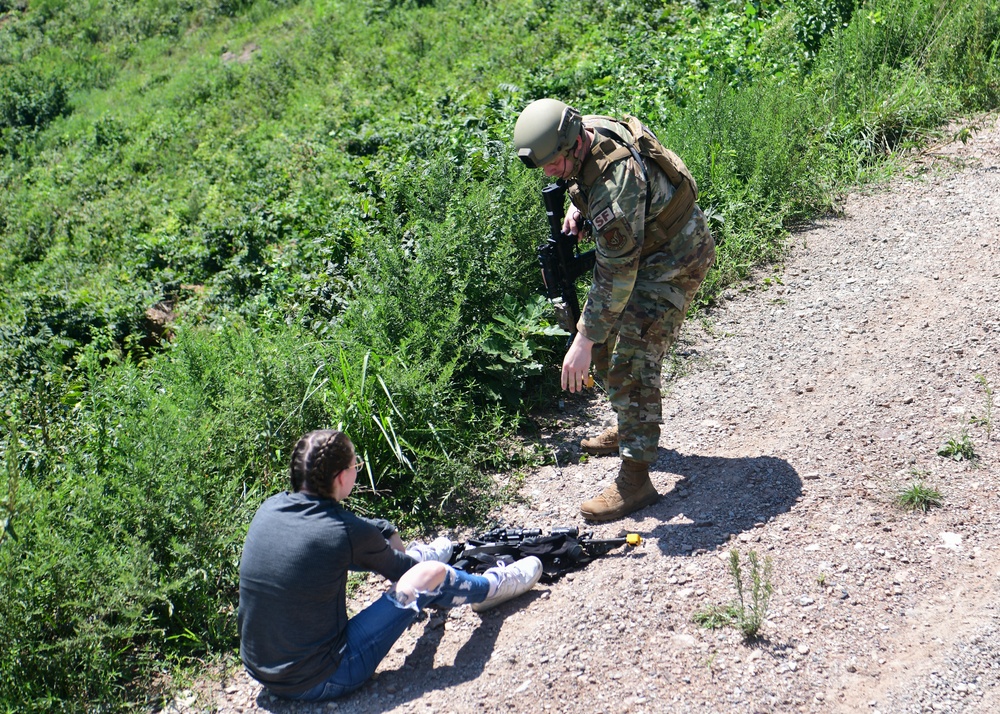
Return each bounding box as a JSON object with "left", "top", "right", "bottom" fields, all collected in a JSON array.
[{"left": 568, "top": 115, "right": 697, "bottom": 257}]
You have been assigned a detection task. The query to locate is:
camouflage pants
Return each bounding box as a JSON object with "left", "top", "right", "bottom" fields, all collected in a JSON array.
[{"left": 591, "top": 209, "right": 715, "bottom": 463}]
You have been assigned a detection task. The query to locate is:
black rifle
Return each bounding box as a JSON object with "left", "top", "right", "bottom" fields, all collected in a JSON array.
[
  {"left": 450, "top": 526, "right": 642, "bottom": 582},
  {"left": 538, "top": 182, "right": 596, "bottom": 336},
  {"left": 471, "top": 526, "right": 639, "bottom": 558}
]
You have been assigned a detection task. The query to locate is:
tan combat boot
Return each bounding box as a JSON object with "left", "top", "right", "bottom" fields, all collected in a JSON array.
[
  {"left": 580, "top": 425, "right": 619, "bottom": 456},
  {"left": 580, "top": 459, "right": 659, "bottom": 522}
]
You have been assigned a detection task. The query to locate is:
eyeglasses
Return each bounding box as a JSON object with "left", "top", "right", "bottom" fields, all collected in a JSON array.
[{"left": 353, "top": 457, "right": 365, "bottom": 471}]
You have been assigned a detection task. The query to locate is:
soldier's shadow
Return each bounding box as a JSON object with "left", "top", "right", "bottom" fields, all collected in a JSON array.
[{"left": 639, "top": 449, "right": 802, "bottom": 557}]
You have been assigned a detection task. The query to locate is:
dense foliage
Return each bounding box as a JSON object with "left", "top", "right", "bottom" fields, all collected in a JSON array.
[{"left": 0, "top": 0, "right": 997, "bottom": 709}]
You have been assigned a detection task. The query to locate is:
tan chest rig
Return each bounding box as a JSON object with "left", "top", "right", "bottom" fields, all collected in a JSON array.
[{"left": 567, "top": 115, "right": 697, "bottom": 257}]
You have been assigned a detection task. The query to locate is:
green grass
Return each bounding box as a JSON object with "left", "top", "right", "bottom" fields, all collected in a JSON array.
[
  {"left": 937, "top": 429, "right": 977, "bottom": 463},
  {"left": 693, "top": 602, "right": 742, "bottom": 630},
  {"left": 896, "top": 478, "right": 944, "bottom": 512}
]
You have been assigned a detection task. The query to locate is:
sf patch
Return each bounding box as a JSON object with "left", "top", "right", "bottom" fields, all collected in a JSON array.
[{"left": 593, "top": 205, "right": 617, "bottom": 232}]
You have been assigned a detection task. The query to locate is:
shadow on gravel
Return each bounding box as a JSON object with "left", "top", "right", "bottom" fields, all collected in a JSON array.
[
  {"left": 646, "top": 450, "right": 801, "bottom": 557},
  {"left": 350, "top": 592, "right": 551, "bottom": 709},
  {"left": 253, "top": 592, "right": 546, "bottom": 713}
]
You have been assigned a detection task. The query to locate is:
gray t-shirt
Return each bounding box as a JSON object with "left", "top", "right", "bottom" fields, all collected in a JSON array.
[{"left": 238, "top": 491, "right": 415, "bottom": 695}]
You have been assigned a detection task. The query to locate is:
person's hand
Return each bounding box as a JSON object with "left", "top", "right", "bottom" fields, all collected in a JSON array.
[
  {"left": 388, "top": 532, "right": 406, "bottom": 553},
  {"left": 561, "top": 332, "right": 594, "bottom": 393},
  {"left": 562, "top": 206, "right": 583, "bottom": 238}
]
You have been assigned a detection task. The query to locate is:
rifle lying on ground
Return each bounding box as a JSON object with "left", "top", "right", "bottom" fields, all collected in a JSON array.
[
  {"left": 537, "top": 182, "right": 596, "bottom": 336},
  {"left": 450, "top": 526, "right": 642, "bottom": 583}
]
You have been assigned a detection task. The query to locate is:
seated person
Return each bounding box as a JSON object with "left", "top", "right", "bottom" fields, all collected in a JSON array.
[{"left": 238, "top": 429, "right": 542, "bottom": 701}]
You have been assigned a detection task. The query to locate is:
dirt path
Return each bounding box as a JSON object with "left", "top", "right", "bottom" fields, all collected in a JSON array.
[{"left": 173, "top": 113, "right": 1000, "bottom": 714}]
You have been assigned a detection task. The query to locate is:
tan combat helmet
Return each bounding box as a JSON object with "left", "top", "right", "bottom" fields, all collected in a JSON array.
[{"left": 513, "top": 98, "right": 582, "bottom": 169}]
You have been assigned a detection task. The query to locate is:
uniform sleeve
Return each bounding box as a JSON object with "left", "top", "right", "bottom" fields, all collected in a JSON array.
[
  {"left": 344, "top": 512, "right": 415, "bottom": 582},
  {"left": 577, "top": 157, "right": 647, "bottom": 344}
]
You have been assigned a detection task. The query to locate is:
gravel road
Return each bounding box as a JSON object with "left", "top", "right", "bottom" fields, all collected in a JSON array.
[{"left": 168, "top": 112, "right": 1000, "bottom": 714}]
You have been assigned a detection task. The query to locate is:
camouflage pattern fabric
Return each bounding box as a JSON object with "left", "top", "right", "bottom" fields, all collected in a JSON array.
[{"left": 572, "top": 117, "right": 715, "bottom": 464}]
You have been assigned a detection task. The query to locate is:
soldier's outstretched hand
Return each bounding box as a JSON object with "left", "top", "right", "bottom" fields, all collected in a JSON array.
[{"left": 561, "top": 332, "right": 594, "bottom": 393}]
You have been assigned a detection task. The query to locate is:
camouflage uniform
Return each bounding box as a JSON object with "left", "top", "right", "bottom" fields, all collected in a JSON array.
[{"left": 569, "top": 116, "right": 715, "bottom": 464}]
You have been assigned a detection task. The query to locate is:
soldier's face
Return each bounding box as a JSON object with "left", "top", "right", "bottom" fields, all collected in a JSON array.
[
  {"left": 542, "top": 152, "right": 572, "bottom": 178},
  {"left": 542, "top": 149, "right": 574, "bottom": 178},
  {"left": 541, "top": 137, "right": 581, "bottom": 179}
]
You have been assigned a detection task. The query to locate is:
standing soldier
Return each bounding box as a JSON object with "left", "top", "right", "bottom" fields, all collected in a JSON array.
[{"left": 514, "top": 98, "right": 715, "bottom": 522}]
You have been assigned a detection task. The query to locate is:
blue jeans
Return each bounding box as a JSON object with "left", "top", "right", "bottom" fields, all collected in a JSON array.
[{"left": 283, "top": 566, "right": 490, "bottom": 702}]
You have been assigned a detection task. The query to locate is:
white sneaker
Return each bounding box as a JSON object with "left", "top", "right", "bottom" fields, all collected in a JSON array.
[
  {"left": 471, "top": 556, "right": 543, "bottom": 612},
  {"left": 405, "top": 536, "right": 453, "bottom": 563}
]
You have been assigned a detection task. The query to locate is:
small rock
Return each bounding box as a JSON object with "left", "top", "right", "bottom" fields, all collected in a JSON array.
[{"left": 939, "top": 532, "right": 962, "bottom": 550}]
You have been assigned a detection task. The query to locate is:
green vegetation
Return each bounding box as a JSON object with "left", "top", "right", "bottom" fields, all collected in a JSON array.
[
  {"left": 971, "top": 373, "right": 994, "bottom": 442},
  {"left": 730, "top": 548, "right": 774, "bottom": 640},
  {"left": 937, "top": 428, "right": 977, "bottom": 463},
  {"left": 693, "top": 601, "right": 743, "bottom": 629},
  {"left": 694, "top": 549, "right": 775, "bottom": 640},
  {"left": 895, "top": 476, "right": 944, "bottom": 511},
  {"left": 1, "top": 0, "right": 998, "bottom": 709},
  {"left": 937, "top": 375, "right": 996, "bottom": 464}
]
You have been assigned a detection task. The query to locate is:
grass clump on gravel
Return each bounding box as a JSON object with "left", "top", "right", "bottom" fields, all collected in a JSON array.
[
  {"left": 694, "top": 549, "right": 775, "bottom": 641},
  {"left": 895, "top": 477, "right": 944, "bottom": 512}
]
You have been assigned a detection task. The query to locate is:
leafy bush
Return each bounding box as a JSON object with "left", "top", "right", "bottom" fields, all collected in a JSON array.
[
  {"left": 790, "top": 0, "right": 858, "bottom": 59},
  {"left": 341, "top": 147, "right": 556, "bottom": 408},
  {"left": 0, "top": 66, "right": 69, "bottom": 156},
  {"left": 0, "top": 67, "right": 68, "bottom": 130},
  {"left": 937, "top": 429, "right": 977, "bottom": 462}
]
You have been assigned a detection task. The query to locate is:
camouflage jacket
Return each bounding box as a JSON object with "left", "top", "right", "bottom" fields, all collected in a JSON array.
[{"left": 568, "top": 115, "right": 705, "bottom": 344}]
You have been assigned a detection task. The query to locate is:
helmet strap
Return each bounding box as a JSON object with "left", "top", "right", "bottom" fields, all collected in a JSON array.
[{"left": 563, "top": 133, "right": 587, "bottom": 181}]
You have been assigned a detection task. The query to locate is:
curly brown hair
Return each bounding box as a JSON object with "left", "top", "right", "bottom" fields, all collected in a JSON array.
[{"left": 289, "top": 429, "right": 354, "bottom": 500}]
